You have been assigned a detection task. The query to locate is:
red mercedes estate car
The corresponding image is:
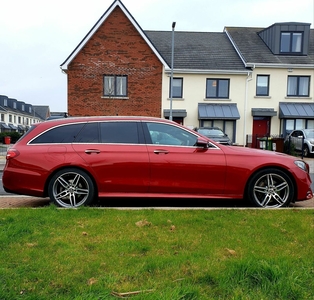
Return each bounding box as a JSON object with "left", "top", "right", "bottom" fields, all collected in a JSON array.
[{"left": 3, "top": 116, "right": 313, "bottom": 208}]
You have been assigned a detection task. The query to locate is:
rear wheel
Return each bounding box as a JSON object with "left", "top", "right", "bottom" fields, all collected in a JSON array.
[
  {"left": 48, "top": 168, "right": 95, "bottom": 208},
  {"left": 247, "top": 168, "right": 294, "bottom": 208}
]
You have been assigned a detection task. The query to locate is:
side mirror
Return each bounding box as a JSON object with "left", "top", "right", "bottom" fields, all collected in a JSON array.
[{"left": 195, "top": 137, "right": 209, "bottom": 148}]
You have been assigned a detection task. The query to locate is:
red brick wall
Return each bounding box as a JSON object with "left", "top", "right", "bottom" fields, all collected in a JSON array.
[{"left": 67, "top": 7, "right": 163, "bottom": 117}]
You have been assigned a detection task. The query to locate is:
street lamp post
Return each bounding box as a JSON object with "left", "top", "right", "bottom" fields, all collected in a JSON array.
[{"left": 169, "top": 21, "right": 176, "bottom": 121}]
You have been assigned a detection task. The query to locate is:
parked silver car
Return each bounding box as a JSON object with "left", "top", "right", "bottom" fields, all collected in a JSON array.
[
  {"left": 196, "top": 127, "right": 232, "bottom": 145},
  {"left": 287, "top": 129, "right": 314, "bottom": 157}
]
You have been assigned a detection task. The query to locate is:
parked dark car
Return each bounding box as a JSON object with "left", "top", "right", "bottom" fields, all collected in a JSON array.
[
  {"left": 196, "top": 127, "right": 232, "bottom": 145},
  {"left": 286, "top": 129, "right": 314, "bottom": 157},
  {"left": 2, "top": 116, "right": 313, "bottom": 208}
]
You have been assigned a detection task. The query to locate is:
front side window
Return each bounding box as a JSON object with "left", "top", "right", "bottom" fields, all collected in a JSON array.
[
  {"left": 104, "top": 75, "right": 127, "bottom": 97},
  {"left": 169, "top": 78, "right": 183, "bottom": 98},
  {"left": 146, "top": 122, "right": 197, "bottom": 146},
  {"left": 280, "top": 32, "right": 302, "bottom": 53},
  {"left": 256, "top": 75, "right": 270, "bottom": 96},
  {"left": 287, "top": 76, "right": 310, "bottom": 97},
  {"left": 206, "top": 79, "right": 229, "bottom": 99}
]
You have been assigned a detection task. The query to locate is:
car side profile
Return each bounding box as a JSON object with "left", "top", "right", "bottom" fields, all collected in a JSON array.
[
  {"left": 2, "top": 116, "right": 313, "bottom": 208},
  {"left": 287, "top": 129, "right": 314, "bottom": 157}
]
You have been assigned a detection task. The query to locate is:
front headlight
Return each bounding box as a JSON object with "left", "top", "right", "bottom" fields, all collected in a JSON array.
[{"left": 294, "top": 160, "right": 309, "bottom": 173}]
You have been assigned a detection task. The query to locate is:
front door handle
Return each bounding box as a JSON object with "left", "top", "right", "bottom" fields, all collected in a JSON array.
[{"left": 85, "top": 149, "right": 100, "bottom": 154}]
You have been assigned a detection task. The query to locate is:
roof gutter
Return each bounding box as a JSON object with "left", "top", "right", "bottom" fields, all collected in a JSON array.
[
  {"left": 164, "top": 68, "right": 249, "bottom": 75},
  {"left": 245, "top": 63, "right": 314, "bottom": 69}
]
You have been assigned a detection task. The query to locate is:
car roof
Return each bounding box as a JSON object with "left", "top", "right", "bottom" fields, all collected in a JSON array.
[{"left": 31, "top": 116, "right": 182, "bottom": 131}]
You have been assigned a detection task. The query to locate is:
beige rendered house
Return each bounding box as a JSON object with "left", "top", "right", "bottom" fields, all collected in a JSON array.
[{"left": 61, "top": 0, "right": 314, "bottom": 146}]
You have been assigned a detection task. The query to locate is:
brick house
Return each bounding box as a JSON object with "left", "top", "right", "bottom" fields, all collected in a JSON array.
[{"left": 60, "top": 0, "right": 167, "bottom": 117}]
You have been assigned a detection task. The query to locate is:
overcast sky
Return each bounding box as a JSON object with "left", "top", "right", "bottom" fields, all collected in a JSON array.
[{"left": 1, "top": 0, "right": 313, "bottom": 112}]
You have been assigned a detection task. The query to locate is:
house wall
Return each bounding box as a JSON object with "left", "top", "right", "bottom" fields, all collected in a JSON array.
[
  {"left": 247, "top": 67, "right": 313, "bottom": 134},
  {"left": 162, "top": 72, "right": 248, "bottom": 144},
  {"left": 67, "top": 6, "right": 163, "bottom": 117},
  {"left": 161, "top": 67, "right": 313, "bottom": 146}
]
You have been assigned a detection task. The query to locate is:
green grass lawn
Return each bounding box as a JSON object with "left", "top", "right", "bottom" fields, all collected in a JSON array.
[{"left": 0, "top": 206, "right": 313, "bottom": 299}]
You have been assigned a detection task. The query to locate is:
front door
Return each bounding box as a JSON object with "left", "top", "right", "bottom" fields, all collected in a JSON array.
[{"left": 252, "top": 117, "right": 270, "bottom": 148}]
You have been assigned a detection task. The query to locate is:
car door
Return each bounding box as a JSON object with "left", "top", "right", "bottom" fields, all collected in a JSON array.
[
  {"left": 72, "top": 121, "right": 150, "bottom": 195},
  {"left": 291, "top": 130, "right": 303, "bottom": 151},
  {"left": 143, "top": 121, "right": 227, "bottom": 196}
]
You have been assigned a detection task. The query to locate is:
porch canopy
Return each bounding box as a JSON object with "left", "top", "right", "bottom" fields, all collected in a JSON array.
[
  {"left": 251, "top": 108, "right": 277, "bottom": 116},
  {"left": 163, "top": 109, "right": 187, "bottom": 118},
  {"left": 0, "top": 123, "right": 10, "bottom": 129},
  {"left": 198, "top": 103, "right": 240, "bottom": 119},
  {"left": 279, "top": 102, "right": 314, "bottom": 118}
]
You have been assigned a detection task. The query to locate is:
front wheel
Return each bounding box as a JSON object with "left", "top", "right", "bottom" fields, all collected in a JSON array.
[
  {"left": 303, "top": 145, "right": 309, "bottom": 157},
  {"left": 48, "top": 168, "right": 95, "bottom": 208},
  {"left": 247, "top": 168, "right": 294, "bottom": 208}
]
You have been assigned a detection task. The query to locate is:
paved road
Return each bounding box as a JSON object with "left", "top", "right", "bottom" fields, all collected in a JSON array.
[{"left": 0, "top": 195, "right": 313, "bottom": 209}]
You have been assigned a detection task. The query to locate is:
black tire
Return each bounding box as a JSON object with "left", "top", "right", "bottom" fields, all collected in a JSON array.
[
  {"left": 303, "top": 145, "right": 309, "bottom": 157},
  {"left": 247, "top": 168, "right": 294, "bottom": 208},
  {"left": 48, "top": 168, "right": 95, "bottom": 208}
]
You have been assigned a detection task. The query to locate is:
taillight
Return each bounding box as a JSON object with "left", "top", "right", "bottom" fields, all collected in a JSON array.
[{"left": 6, "top": 148, "right": 20, "bottom": 160}]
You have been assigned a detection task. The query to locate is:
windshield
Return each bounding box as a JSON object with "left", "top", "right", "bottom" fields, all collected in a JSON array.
[
  {"left": 198, "top": 128, "right": 224, "bottom": 137},
  {"left": 304, "top": 129, "right": 314, "bottom": 138}
]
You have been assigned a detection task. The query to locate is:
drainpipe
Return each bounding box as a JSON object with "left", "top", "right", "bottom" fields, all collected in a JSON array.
[{"left": 244, "top": 70, "right": 253, "bottom": 146}]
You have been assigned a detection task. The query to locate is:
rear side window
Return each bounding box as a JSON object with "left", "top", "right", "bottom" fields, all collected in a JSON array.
[
  {"left": 100, "top": 122, "right": 139, "bottom": 144},
  {"left": 30, "top": 123, "right": 85, "bottom": 144},
  {"left": 74, "top": 122, "right": 99, "bottom": 143}
]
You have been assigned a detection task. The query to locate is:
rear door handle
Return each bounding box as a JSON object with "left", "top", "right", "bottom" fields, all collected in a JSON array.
[{"left": 153, "top": 149, "right": 169, "bottom": 154}]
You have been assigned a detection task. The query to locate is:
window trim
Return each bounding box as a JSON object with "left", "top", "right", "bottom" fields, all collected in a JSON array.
[
  {"left": 103, "top": 75, "right": 128, "bottom": 98},
  {"left": 280, "top": 32, "right": 303, "bottom": 54},
  {"left": 206, "top": 78, "right": 230, "bottom": 99},
  {"left": 169, "top": 77, "right": 183, "bottom": 98},
  {"left": 287, "top": 75, "right": 310, "bottom": 97},
  {"left": 256, "top": 75, "right": 270, "bottom": 96}
]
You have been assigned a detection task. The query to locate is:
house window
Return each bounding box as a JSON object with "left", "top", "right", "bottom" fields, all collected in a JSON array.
[
  {"left": 287, "top": 76, "right": 310, "bottom": 97},
  {"left": 1, "top": 114, "right": 4, "bottom": 122},
  {"left": 280, "top": 32, "right": 302, "bottom": 53},
  {"left": 206, "top": 79, "right": 229, "bottom": 99},
  {"left": 256, "top": 75, "right": 270, "bottom": 96},
  {"left": 169, "top": 78, "right": 183, "bottom": 98},
  {"left": 104, "top": 75, "right": 127, "bottom": 97}
]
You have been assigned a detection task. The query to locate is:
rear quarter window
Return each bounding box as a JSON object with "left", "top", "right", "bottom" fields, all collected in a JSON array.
[{"left": 29, "top": 123, "right": 85, "bottom": 144}]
